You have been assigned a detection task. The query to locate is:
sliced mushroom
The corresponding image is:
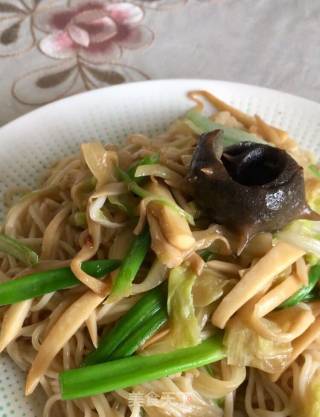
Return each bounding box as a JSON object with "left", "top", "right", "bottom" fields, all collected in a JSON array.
[{"left": 188, "top": 130, "right": 319, "bottom": 251}]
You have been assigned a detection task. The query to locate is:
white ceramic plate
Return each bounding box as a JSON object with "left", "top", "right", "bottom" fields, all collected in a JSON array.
[{"left": 1, "top": 79, "right": 320, "bottom": 417}]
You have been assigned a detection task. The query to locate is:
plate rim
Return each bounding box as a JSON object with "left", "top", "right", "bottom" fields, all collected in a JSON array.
[{"left": 1, "top": 78, "right": 320, "bottom": 134}]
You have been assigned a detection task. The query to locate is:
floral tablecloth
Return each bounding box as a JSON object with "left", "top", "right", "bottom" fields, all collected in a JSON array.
[{"left": 0, "top": 0, "right": 318, "bottom": 125}]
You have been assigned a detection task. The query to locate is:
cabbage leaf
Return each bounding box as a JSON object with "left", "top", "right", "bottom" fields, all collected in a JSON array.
[{"left": 167, "top": 265, "right": 201, "bottom": 348}]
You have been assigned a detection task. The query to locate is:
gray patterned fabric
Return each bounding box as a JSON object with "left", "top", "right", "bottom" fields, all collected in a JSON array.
[{"left": 0, "top": 0, "right": 318, "bottom": 125}]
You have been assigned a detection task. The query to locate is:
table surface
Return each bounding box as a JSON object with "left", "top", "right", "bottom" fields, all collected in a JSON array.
[{"left": 0, "top": 0, "right": 318, "bottom": 126}]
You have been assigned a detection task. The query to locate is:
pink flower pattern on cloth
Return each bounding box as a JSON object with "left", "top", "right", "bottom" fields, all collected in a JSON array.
[
  {"left": 0, "top": 0, "right": 218, "bottom": 110},
  {"left": 35, "top": 1, "right": 153, "bottom": 63}
]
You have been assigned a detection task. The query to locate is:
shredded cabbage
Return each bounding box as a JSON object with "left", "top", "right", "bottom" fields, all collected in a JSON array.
[
  {"left": 118, "top": 168, "right": 195, "bottom": 225},
  {"left": 127, "top": 153, "right": 160, "bottom": 181},
  {"left": 278, "top": 170, "right": 320, "bottom": 259},
  {"left": 278, "top": 220, "right": 320, "bottom": 257},
  {"left": 224, "top": 318, "right": 292, "bottom": 373},
  {"left": 108, "top": 194, "right": 136, "bottom": 217},
  {"left": 132, "top": 260, "right": 167, "bottom": 295},
  {"left": 135, "top": 164, "right": 183, "bottom": 184},
  {"left": 81, "top": 142, "right": 118, "bottom": 188},
  {"left": 89, "top": 195, "right": 126, "bottom": 228},
  {"left": 167, "top": 265, "right": 201, "bottom": 348},
  {"left": 193, "top": 267, "right": 233, "bottom": 307}
]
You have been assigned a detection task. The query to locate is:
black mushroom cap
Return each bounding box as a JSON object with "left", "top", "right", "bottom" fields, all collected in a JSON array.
[{"left": 188, "top": 130, "right": 320, "bottom": 250}]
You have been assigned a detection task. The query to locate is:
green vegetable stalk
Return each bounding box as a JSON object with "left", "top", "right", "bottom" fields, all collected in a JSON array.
[
  {"left": 281, "top": 263, "right": 320, "bottom": 308},
  {"left": 84, "top": 285, "right": 166, "bottom": 366},
  {"left": 0, "top": 259, "right": 120, "bottom": 306},
  {"left": 186, "top": 109, "right": 266, "bottom": 147},
  {"left": 127, "top": 153, "right": 160, "bottom": 181},
  {"left": 110, "top": 226, "right": 151, "bottom": 301},
  {"left": 199, "top": 249, "right": 216, "bottom": 262},
  {"left": 118, "top": 168, "right": 194, "bottom": 225},
  {"left": 110, "top": 308, "right": 167, "bottom": 360},
  {"left": 60, "top": 335, "right": 226, "bottom": 400},
  {"left": 309, "top": 164, "right": 320, "bottom": 179}
]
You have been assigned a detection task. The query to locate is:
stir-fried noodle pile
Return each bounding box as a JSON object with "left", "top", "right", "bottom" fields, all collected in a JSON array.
[{"left": 1, "top": 91, "right": 320, "bottom": 417}]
